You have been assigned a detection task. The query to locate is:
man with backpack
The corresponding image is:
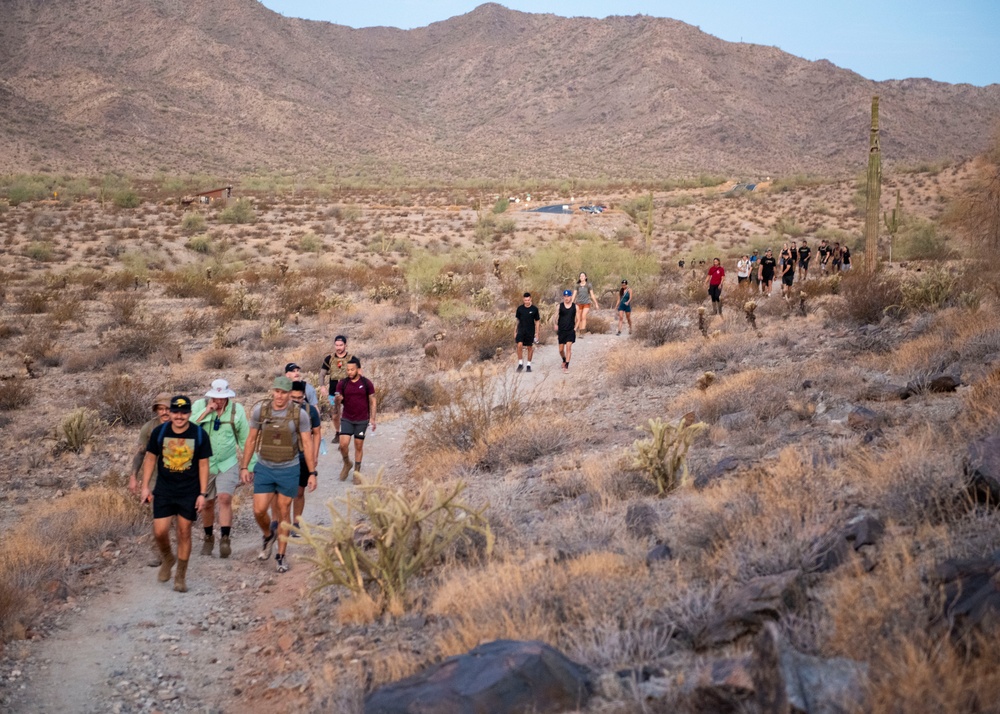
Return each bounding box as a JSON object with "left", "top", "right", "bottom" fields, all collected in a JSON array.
[
  {"left": 140, "top": 396, "right": 212, "bottom": 593},
  {"left": 191, "top": 379, "right": 252, "bottom": 559},
  {"left": 239, "top": 376, "right": 316, "bottom": 573},
  {"left": 335, "top": 357, "right": 376, "bottom": 484}
]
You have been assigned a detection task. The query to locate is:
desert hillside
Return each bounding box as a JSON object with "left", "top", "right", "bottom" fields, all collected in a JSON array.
[{"left": 1, "top": 0, "right": 999, "bottom": 179}]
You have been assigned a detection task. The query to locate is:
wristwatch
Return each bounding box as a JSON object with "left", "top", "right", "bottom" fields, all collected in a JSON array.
[
  {"left": 309, "top": 471, "right": 318, "bottom": 476},
  {"left": 199, "top": 492, "right": 207, "bottom": 497}
]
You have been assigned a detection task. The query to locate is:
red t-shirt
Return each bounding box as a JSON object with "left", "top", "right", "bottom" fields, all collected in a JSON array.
[{"left": 708, "top": 265, "right": 726, "bottom": 285}]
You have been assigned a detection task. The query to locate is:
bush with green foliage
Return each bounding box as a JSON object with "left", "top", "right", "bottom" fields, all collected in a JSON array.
[
  {"left": 113, "top": 190, "right": 141, "bottom": 209},
  {"left": 180, "top": 212, "right": 206, "bottom": 235},
  {"left": 297, "top": 476, "right": 492, "bottom": 607},
  {"left": 492, "top": 197, "right": 509, "bottom": 214},
  {"left": 218, "top": 199, "right": 256, "bottom": 224},
  {"left": 185, "top": 234, "right": 213, "bottom": 254},
  {"left": 896, "top": 217, "right": 952, "bottom": 260}
]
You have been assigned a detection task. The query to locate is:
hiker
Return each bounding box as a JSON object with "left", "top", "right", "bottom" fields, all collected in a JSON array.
[
  {"left": 616, "top": 279, "right": 632, "bottom": 335},
  {"left": 749, "top": 250, "right": 760, "bottom": 290},
  {"left": 191, "top": 379, "right": 251, "bottom": 559},
  {"left": 705, "top": 257, "right": 725, "bottom": 315},
  {"left": 289, "top": 380, "right": 322, "bottom": 533},
  {"left": 831, "top": 242, "right": 843, "bottom": 272},
  {"left": 129, "top": 391, "right": 172, "bottom": 567},
  {"left": 758, "top": 248, "right": 777, "bottom": 297},
  {"left": 284, "top": 362, "right": 318, "bottom": 408},
  {"left": 319, "top": 334, "right": 353, "bottom": 421},
  {"left": 553, "top": 289, "right": 577, "bottom": 372},
  {"left": 335, "top": 357, "right": 377, "bottom": 483},
  {"left": 572, "top": 272, "right": 599, "bottom": 334},
  {"left": 780, "top": 249, "right": 796, "bottom": 297},
  {"left": 797, "top": 240, "right": 812, "bottom": 282},
  {"left": 841, "top": 245, "right": 852, "bottom": 271},
  {"left": 818, "top": 240, "right": 831, "bottom": 274},
  {"left": 736, "top": 255, "right": 751, "bottom": 285},
  {"left": 140, "top": 396, "right": 212, "bottom": 593},
  {"left": 514, "top": 292, "right": 540, "bottom": 372},
  {"left": 239, "top": 376, "right": 316, "bottom": 574}
]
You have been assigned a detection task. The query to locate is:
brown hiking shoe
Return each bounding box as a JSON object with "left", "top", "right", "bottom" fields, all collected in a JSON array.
[
  {"left": 173, "top": 559, "right": 188, "bottom": 593},
  {"left": 147, "top": 544, "right": 163, "bottom": 567},
  {"left": 201, "top": 535, "right": 215, "bottom": 556},
  {"left": 352, "top": 469, "right": 362, "bottom": 485},
  {"left": 219, "top": 535, "right": 231, "bottom": 559},
  {"left": 339, "top": 457, "right": 353, "bottom": 481},
  {"left": 157, "top": 550, "right": 176, "bottom": 583}
]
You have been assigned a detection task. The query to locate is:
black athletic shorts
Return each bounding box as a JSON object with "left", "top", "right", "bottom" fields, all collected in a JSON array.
[
  {"left": 152, "top": 491, "right": 197, "bottom": 522},
  {"left": 782, "top": 272, "right": 795, "bottom": 286},
  {"left": 340, "top": 419, "right": 369, "bottom": 440},
  {"left": 515, "top": 329, "right": 535, "bottom": 345},
  {"left": 557, "top": 329, "right": 576, "bottom": 345}
]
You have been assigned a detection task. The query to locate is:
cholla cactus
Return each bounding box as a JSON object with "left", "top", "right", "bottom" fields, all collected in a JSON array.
[
  {"left": 744, "top": 300, "right": 757, "bottom": 331},
  {"left": 631, "top": 417, "right": 708, "bottom": 494},
  {"left": 697, "top": 306, "right": 708, "bottom": 337}
]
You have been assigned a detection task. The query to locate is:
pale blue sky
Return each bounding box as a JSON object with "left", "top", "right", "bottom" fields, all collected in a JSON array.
[{"left": 259, "top": 1, "right": 999, "bottom": 86}]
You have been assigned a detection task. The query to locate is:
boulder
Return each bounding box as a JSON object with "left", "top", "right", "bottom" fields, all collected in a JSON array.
[
  {"left": 809, "top": 512, "right": 885, "bottom": 573},
  {"left": 365, "top": 640, "right": 592, "bottom": 714},
  {"left": 694, "top": 570, "right": 804, "bottom": 649},
  {"left": 625, "top": 503, "right": 658, "bottom": 540},
  {"left": 847, "top": 406, "right": 880, "bottom": 431},
  {"left": 694, "top": 456, "right": 741, "bottom": 490},
  {"left": 931, "top": 549, "right": 1000, "bottom": 637},
  {"left": 645, "top": 543, "right": 673, "bottom": 566},
  {"left": 965, "top": 431, "right": 1000, "bottom": 507}
]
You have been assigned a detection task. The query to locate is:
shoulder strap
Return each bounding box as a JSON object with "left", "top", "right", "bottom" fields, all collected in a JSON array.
[{"left": 157, "top": 422, "right": 202, "bottom": 449}]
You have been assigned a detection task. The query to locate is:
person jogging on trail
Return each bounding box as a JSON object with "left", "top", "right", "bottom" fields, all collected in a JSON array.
[
  {"left": 705, "top": 258, "right": 725, "bottom": 315},
  {"left": 616, "top": 279, "right": 632, "bottom": 335},
  {"left": 553, "top": 289, "right": 577, "bottom": 372},
  {"left": 239, "top": 376, "right": 315, "bottom": 574},
  {"left": 335, "top": 357, "right": 377, "bottom": 484},
  {"left": 140, "top": 396, "right": 211, "bottom": 593},
  {"left": 289, "top": 380, "right": 321, "bottom": 534},
  {"left": 190, "top": 379, "right": 251, "bottom": 559},
  {"left": 514, "top": 293, "right": 540, "bottom": 372}
]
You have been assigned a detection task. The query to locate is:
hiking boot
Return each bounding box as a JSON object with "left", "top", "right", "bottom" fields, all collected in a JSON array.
[
  {"left": 516, "top": 364, "right": 523, "bottom": 372},
  {"left": 157, "top": 549, "right": 176, "bottom": 583},
  {"left": 147, "top": 545, "right": 163, "bottom": 568},
  {"left": 219, "top": 535, "right": 232, "bottom": 559},
  {"left": 352, "top": 469, "right": 362, "bottom": 485},
  {"left": 201, "top": 535, "right": 215, "bottom": 556},
  {"left": 173, "top": 559, "right": 188, "bottom": 593},
  {"left": 258, "top": 527, "right": 277, "bottom": 561},
  {"left": 275, "top": 554, "right": 289, "bottom": 574},
  {"left": 339, "top": 458, "right": 353, "bottom": 481}
]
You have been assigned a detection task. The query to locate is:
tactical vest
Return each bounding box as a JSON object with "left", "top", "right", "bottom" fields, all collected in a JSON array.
[{"left": 255, "top": 400, "right": 301, "bottom": 463}]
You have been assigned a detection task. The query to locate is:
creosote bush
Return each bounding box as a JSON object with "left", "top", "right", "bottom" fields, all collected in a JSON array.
[
  {"left": 297, "top": 475, "right": 493, "bottom": 609},
  {"left": 632, "top": 416, "right": 707, "bottom": 494},
  {"left": 90, "top": 374, "right": 157, "bottom": 427},
  {"left": 0, "top": 379, "right": 32, "bottom": 410},
  {"left": 218, "top": 198, "right": 256, "bottom": 224}
]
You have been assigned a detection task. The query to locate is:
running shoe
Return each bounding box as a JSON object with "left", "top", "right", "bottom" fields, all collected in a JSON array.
[
  {"left": 275, "top": 554, "right": 289, "bottom": 573},
  {"left": 525, "top": 365, "right": 532, "bottom": 373},
  {"left": 290, "top": 522, "right": 301, "bottom": 538},
  {"left": 258, "top": 527, "right": 277, "bottom": 560},
  {"left": 516, "top": 364, "right": 523, "bottom": 372}
]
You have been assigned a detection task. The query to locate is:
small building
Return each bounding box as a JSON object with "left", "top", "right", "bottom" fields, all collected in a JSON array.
[{"left": 181, "top": 185, "right": 233, "bottom": 206}]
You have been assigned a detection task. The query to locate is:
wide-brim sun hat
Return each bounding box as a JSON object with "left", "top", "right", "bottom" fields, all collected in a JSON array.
[{"left": 205, "top": 378, "right": 236, "bottom": 399}]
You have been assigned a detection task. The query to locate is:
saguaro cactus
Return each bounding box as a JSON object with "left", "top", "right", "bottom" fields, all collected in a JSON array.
[
  {"left": 883, "top": 190, "right": 902, "bottom": 263},
  {"left": 864, "top": 96, "right": 882, "bottom": 274}
]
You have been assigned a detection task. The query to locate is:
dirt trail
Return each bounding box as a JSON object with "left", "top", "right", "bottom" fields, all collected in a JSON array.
[{"left": 7, "top": 329, "right": 622, "bottom": 713}]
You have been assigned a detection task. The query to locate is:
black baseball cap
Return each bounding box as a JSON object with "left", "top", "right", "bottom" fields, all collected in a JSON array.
[
  {"left": 291, "top": 380, "right": 307, "bottom": 392},
  {"left": 169, "top": 396, "right": 192, "bottom": 413},
  {"left": 284, "top": 362, "right": 300, "bottom": 373}
]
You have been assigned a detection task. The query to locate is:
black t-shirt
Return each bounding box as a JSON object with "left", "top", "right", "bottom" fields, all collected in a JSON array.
[
  {"left": 798, "top": 246, "right": 811, "bottom": 262},
  {"left": 759, "top": 256, "right": 777, "bottom": 278},
  {"left": 147, "top": 422, "right": 212, "bottom": 497},
  {"left": 322, "top": 352, "right": 353, "bottom": 393},
  {"left": 818, "top": 245, "right": 830, "bottom": 260},
  {"left": 557, "top": 303, "right": 577, "bottom": 332},
  {"left": 842, "top": 247, "right": 851, "bottom": 264},
  {"left": 515, "top": 304, "right": 540, "bottom": 336}
]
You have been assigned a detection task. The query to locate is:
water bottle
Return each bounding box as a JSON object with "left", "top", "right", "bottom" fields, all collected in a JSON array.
[{"left": 319, "top": 437, "right": 328, "bottom": 456}]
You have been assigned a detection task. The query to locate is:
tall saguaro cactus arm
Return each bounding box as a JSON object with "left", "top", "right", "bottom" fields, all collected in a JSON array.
[{"left": 864, "top": 96, "right": 882, "bottom": 274}]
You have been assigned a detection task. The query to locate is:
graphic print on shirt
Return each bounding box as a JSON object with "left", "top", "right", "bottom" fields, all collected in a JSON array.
[{"left": 162, "top": 438, "right": 195, "bottom": 472}]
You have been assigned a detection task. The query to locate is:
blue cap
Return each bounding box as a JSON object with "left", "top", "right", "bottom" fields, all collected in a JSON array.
[{"left": 562, "top": 290, "right": 572, "bottom": 296}]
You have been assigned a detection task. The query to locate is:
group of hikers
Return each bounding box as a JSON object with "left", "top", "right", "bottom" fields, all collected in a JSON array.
[
  {"left": 513, "top": 272, "right": 633, "bottom": 374},
  {"left": 705, "top": 238, "right": 854, "bottom": 311},
  {"left": 127, "top": 336, "right": 376, "bottom": 592}
]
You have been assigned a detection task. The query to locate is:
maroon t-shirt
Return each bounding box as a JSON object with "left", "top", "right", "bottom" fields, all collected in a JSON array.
[
  {"left": 337, "top": 376, "right": 375, "bottom": 421},
  {"left": 708, "top": 265, "right": 725, "bottom": 285}
]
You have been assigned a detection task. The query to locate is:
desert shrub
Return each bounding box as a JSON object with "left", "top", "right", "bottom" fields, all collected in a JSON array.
[
  {"left": 298, "top": 478, "right": 492, "bottom": 608},
  {"left": 478, "top": 413, "right": 576, "bottom": 471},
  {"left": 48, "top": 294, "right": 83, "bottom": 325},
  {"left": 185, "top": 234, "right": 213, "bottom": 254},
  {"left": 18, "top": 291, "right": 49, "bottom": 314},
  {"left": 220, "top": 285, "right": 263, "bottom": 320},
  {"left": 113, "top": 190, "right": 141, "bottom": 209},
  {"left": 634, "top": 312, "right": 685, "bottom": 346},
  {"left": 90, "top": 374, "right": 157, "bottom": 426},
  {"left": 896, "top": 217, "right": 952, "bottom": 260},
  {"left": 608, "top": 343, "right": 686, "bottom": 388},
  {"left": 583, "top": 312, "right": 610, "bottom": 334},
  {"left": 60, "top": 407, "right": 105, "bottom": 453},
  {"left": 276, "top": 279, "right": 326, "bottom": 315},
  {"left": 527, "top": 240, "right": 660, "bottom": 298},
  {"left": 841, "top": 272, "right": 903, "bottom": 324},
  {"left": 201, "top": 348, "right": 235, "bottom": 370},
  {"left": 492, "top": 197, "right": 509, "bottom": 214},
  {"left": 162, "top": 268, "right": 227, "bottom": 305},
  {"left": 22, "top": 331, "right": 61, "bottom": 367},
  {"left": 436, "top": 298, "right": 470, "bottom": 323},
  {"left": 631, "top": 417, "right": 707, "bottom": 494},
  {"left": 24, "top": 241, "right": 55, "bottom": 262},
  {"left": 180, "top": 212, "right": 206, "bottom": 235},
  {"left": 399, "top": 377, "right": 448, "bottom": 410},
  {"left": 108, "top": 291, "right": 143, "bottom": 326},
  {"left": 299, "top": 233, "right": 323, "bottom": 253},
  {"left": 179, "top": 308, "right": 216, "bottom": 336},
  {"left": 62, "top": 347, "right": 116, "bottom": 374},
  {"left": 463, "top": 316, "right": 510, "bottom": 362},
  {"left": 898, "top": 268, "right": 959, "bottom": 311},
  {"left": 5, "top": 177, "right": 48, "bottom": 206},
  {"left": 218, "top": 198, "right": 255, "bottom": 224},
  {"left": 0, "top": 379, "right": 31, "bottom": 410},
  {"left": 111, "top": 321, "right": 161, "bottom": 359},
  {"left": 369, "top": 282, "right": 402, "bottom": 303}
]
